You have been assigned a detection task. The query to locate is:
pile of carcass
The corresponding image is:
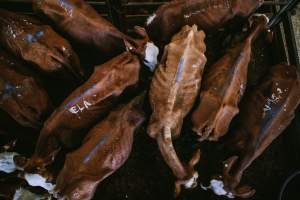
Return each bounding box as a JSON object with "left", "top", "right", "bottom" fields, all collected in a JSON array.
[{"left": 0, "top": 0, "right": 299, "bottom": 199}]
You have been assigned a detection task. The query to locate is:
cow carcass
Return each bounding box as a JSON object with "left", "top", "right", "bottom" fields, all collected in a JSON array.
[
  {"left": 54, "top": 93, "right": 145, "bottom": 200},
  {"left": 148, "top": 25, "right": 206, "bottom": 196},
  {"left": 146, "top": 0, "right": 264, "bottom": 46},
  {"left": 192, "top": 14, "right": 268, "bottom": 141},
  {"left": 0, "top": 49, "right": 52, "bottom": 129},
  {"left": 0, "top": 9, "right": 84, "bottom": 81},
  {"left": 33, "top": 0, "right": 159, "bottom": 71},
  {"left": 27, "top": 52, "right": 141, "bottom": 170},
  {"left": 206, "top": 64, "right": 300, "bottom": 198}
]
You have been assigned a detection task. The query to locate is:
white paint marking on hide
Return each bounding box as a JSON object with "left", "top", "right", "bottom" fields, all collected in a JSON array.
[
  {"left": 83, "top": 100, "right": 92, "bottom": 108},
  {"left": 69, "top": 100, "right": 93, "bottom": 115},
  {"left": 0, "top": 152, "right": 19, "bottom": 173},
  {"left": 146, "top": 14, "right": 156, "bottom": 25},
  {"left": 13, "top": 187, "right": 49, "bottom": 200},
  {"left": 144, "top": 42, "right": 159, "bottom": 72},
  {"left": 69, "top": 106, "right": 79, "bottom": 114},
  {"left": 24, "top": 173, "right": 55, "bottom": 193}
]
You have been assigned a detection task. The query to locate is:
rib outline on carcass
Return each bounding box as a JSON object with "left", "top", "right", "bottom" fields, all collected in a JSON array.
[{"left": 148, "top": 25, "right": 206, "bottom": 196}]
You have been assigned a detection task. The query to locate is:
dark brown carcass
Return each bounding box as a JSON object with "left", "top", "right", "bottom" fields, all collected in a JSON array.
[
  {"left": 192, "top": 14, "right": 268, "bottom": 141},
  {"left": 33, "top": 0, "right": 159, "bottom": 71},
  {"left": 0, "top": 9, "right": 84, "bottom": 81},
  {"left": 206, "top": 64, "right": 300, "bottom": 198},
  {"left": 146, "top": 0, "right": 264, "bottom": 46},
  {"left": 148, "top": 25, "right": 206, "bottom": 196},
  {"left": 54, "top": 93, "right": 145, "bottom": 200},
  {"left": 0, "top": 50, "right": 52, "bottom": 129},
  {"left": 27, "top": 52, "right": 141, "bottom": 170}
]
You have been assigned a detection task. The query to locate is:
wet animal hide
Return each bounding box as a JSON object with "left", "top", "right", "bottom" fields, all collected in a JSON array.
[
  {"left": 192, "top": 14, "right": 268, "bottom": 141},
  {"left": 27, "top": 52, "right": 141, "bottom": 170},
  {"left": 148, "top": 25, "right": 206, "bottom": 195},
  {"left": 0, "top": 50, "right": 52, "bottom": 129},
  {"left": 0, "top": 9, "right": 84, "bottom": 81},
  {"left": 33, "top": 0, "right": 159, "bottom": 70},
  {"left": 208, "top": 64, "right": 300, "bottom": 198},
  {"left": 146, "top": 0, "right": 264, "bottom": 46},
  {"left": 54, "top": 93, "right": 145, "bottom": 200}
]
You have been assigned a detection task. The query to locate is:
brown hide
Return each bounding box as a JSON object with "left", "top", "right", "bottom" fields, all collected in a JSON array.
[
  {"left": 148, "top": 25, "right": 206, "bottom": 196},
  {"left": 0, "top": 50, "right": 52, "bottom": 129},
  {"left": 0, "top": 9, "right": 84, "bottom": 81},
  {"left": 211, "top": 64, "right": 300, "bottom": 198},
  {"left": 28, "top": 52, "right": 141, "bottom": 170},
  {"left": 55, "top": 93, "right": 145, "bottom": 200},
  {"left": 33, "top": 0, "right": 158, "bottom": 69},
  {"left": 192, "top": 15, "right": 268, "bottom": 141},
  {"left": 146, "top": 0, "right": 264, "bottom": 46}
]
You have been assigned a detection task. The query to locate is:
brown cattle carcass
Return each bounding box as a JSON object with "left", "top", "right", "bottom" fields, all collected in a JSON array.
[
  {"left": 192, "top": 14, "right": 268, "bottom": 141},
  {"left": 148, "top": 25, "right": 206, "bottom": 196},
  {"left": 54, "top": 93, "right": 145, "bottom": 200},
  {"left": 146, "top": 0, "right": 264, "bottom": 46},
  {"left": 206, "top": 64, "right": 300, "bottom": 198},
  {"left": 0, "top": 50, "right": 52, "bottom": 129},
  {"left": 33, "top": 0, "right": 159, "bottom": 71},
  {"left": 0, "top": 9, "right": 84, "bottom": 81},
  {"left": 26, "top": 52, "right": 141, "bottom": 170}
]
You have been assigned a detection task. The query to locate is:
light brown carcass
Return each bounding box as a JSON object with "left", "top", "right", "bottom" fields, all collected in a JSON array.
[{"left": 148, "top": 25, "right": 206, "bottom": 196}]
